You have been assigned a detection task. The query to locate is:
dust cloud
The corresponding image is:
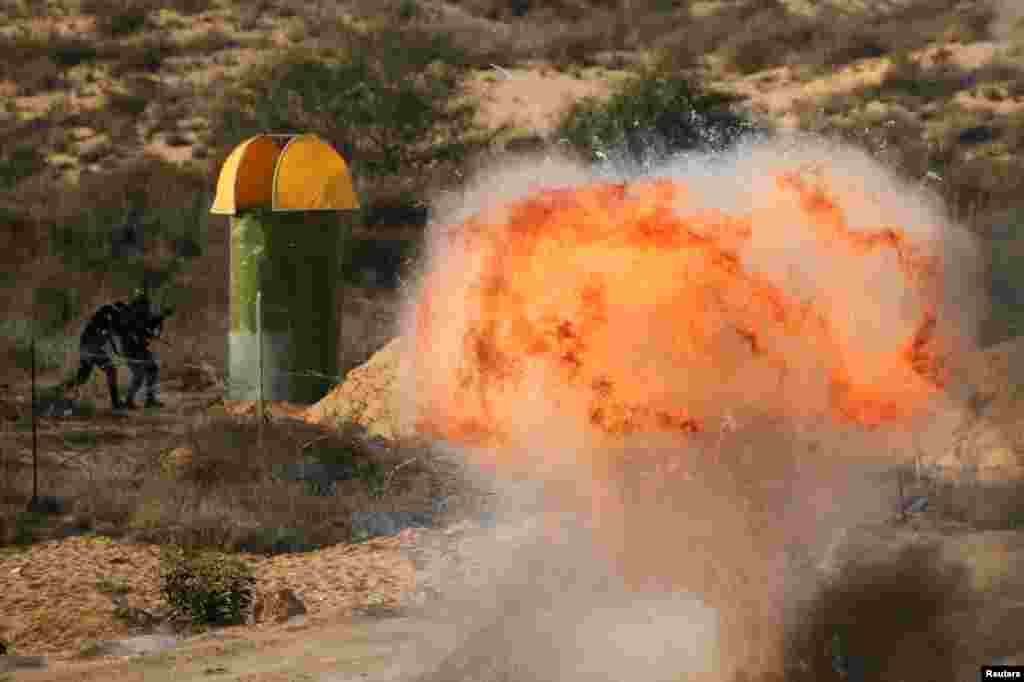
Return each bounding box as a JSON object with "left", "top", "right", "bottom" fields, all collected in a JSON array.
[{"left": 392, "top": 135, "right": 985, "bottom": 681}]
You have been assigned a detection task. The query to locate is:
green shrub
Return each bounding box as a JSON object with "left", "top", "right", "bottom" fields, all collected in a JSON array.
[
  {"left": 48, "top": 210, "right": 116, "bottom": 272},
  {"left": 356, "top": 460, "right": 385, "bottom": 499},
  {"left": 235, "top": 526, "right": 317, "bottom": 555},
  {"left": 879, "top": 53, "right": 969, "bottom": 103},
  {"left": 987, "top": 208, "right": 1024, "bottom": 342},
  {"left": 0, "top": 146, "right": 45, "bottom": 190},
  {"left": 102, "top": 9, "right": 148, "bottom": 37},
  {"left": 396, "top": 0, "right": 418, "bottom": 21},
  {"left": 555, "top": 65, "right": 759, "bottom": 166},
  {"left": 63, "top": 430, "right": 99, "bottom": 450},
  {"left": 13, "top": 511, "right": 44, "bottom": 545},
  {"left": 108, "top": 92, "right": 149, "bottom": 116},
  {"left": 51, "top": 41, "right": 99, "bottom": 68},
  {"left": 159, "top": 545, "right": 256, "bottom": 626},
  {"left": 32, "top": 286, "right": 80, "bottom": 336},
  {"left": 0, "top": 319, "right": 74, "bottom": 372}
]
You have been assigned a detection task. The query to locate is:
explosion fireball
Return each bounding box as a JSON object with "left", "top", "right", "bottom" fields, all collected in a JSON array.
[
  {"left": 410, "top": 144, "right": 969, "bottom": 451},
  {"left": 400, "top": 138, "right": 981, "bottom": 680}
]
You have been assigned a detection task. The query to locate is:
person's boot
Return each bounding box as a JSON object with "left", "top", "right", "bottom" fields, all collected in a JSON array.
[{"left": 144, "top": 396, "right": 164, "bottom": 409}]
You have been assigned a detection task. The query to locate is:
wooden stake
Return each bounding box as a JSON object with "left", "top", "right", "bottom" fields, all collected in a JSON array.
[
  {"left": 30, "top": 335, "right": 38, "bottom": 508},
  {"left": 257, "top": 290, "right": 264, "bottom": 450}
]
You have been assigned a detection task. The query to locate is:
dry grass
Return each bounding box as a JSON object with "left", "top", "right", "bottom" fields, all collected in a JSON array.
[
  {"left": 0, "top": 409, "right": 447, "bottom": 555},
  {"left": 81, "top": 0, "right": 213, "bottom": 38},
  {"left": 667, "top": 0, "right": 997, "bottom": 77}
]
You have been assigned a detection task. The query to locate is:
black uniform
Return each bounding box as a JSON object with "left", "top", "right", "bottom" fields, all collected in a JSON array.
[
  {"left": 66, "top": 295, "right": 168, "bottom": 410},
  {"left": 67, "top": 301, "right": 132, "bottom": 409},
  {"left": 120, "top": 297, "right": 166, "bottom": 409}
]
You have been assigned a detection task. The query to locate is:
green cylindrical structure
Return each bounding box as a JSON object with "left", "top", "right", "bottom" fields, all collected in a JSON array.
[
  {"left": 212, "top": 133, "right": 360, "bottom": 405},
  {"left": 229, "top": 210, "right": 353, "bottom": 403}
]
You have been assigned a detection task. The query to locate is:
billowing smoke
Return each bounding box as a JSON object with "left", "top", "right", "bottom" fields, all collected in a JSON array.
[{"left": 393, "top": 134, "right": 985, "bottom": 680}]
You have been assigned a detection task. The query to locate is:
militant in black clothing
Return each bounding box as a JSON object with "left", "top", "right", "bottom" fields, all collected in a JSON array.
[
  {"left": 66, "top": 301, "right": 131, "bottom": 409},
  {"left": 65, "top": 294, "right": 169, "bottom": 410},
  {"left": 118, "top": 295, "right": 167, "bottom": 409}
]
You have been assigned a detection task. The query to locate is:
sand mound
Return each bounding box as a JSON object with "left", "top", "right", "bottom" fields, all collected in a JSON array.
[{"left": 304, "top": 338, "right": 407, "bottom": 440}]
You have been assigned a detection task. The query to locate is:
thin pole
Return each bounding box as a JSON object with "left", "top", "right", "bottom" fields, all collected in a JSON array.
[
  {"left": 30, "top": 335, "right": 38, "bottom": 507},
  {"left": 257, "top": 290, "right": 264, "bottom": 444}
]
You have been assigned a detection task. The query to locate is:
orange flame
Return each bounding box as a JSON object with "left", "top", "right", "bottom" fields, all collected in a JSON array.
[
  {"left": 412, "top": 171, "right": 952, "bottom": 453},
  {"left": 405, "top": 161, "right": 968, "bottom": 677}
]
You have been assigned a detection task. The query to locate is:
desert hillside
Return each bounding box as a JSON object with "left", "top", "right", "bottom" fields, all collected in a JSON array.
[{"left": 3, "top": 0, "right": 1024, "bottom": 678}]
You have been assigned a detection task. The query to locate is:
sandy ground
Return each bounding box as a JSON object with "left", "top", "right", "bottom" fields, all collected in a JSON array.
[
  {"left": 0, "top": 375, "right": 418, "bottom": 663},
  {"left": 0, "top": 535, "right": 413, "bottom": 659},
  {"left": 466, "top": 65, "right": 614, "bottom": 137},
  {"left": 718, "top": 41, "right": 1024, "bottom": 128},
  {"left": 6, "top": 612, "right": 464, "bottom": 682},
  {"left": 4, "top": 520, "right": 1024, "bottom": 682}
]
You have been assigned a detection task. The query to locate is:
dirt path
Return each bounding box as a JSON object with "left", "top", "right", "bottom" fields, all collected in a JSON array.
[{"left": 8, "top": 613, "right": 460, "bottom": 682}]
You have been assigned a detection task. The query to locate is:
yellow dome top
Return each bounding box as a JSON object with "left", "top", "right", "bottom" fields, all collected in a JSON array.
[{"left": 211, "top": 133, "right": 359, "bottom": 215}]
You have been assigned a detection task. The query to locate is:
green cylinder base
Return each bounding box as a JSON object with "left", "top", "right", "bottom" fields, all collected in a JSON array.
[{"left": 227, "top": 210, "right": 351, "bottom": 405}]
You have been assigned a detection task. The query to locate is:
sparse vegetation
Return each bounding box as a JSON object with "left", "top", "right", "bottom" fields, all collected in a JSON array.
[
  {"left": 95, "top": 577, "right": 131, "bottom": 597},
  {"left": 82, "top": 0, "right": 162, "bottom": 37},
  {"left": 0, "top": 147, "right": 45, "bottom": 190},
  {"left": 206, "top": 25, "right": 498, "bottom": 212},
  {"left": 0, "top": 414, "right": 442, "bottom": 555},
  {"left": 49, "top": 40, "right": 100, "bottom": 68},
  {"left": 556, "top": 63, "right": 759, "bottom": 165},
  {"left": 12, "top": 511, "right": 44, "bottom": 545},
  {"left": 986, "top": 208, "right": 1024, "bottom": 343},
  {"left": 159, "top": 544, "right": 256, "bottom": 626}
]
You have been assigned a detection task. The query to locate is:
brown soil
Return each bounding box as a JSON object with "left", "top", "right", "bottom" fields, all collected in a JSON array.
[{"left": 0, "top": 534, "right": 413, "bottom": 660}]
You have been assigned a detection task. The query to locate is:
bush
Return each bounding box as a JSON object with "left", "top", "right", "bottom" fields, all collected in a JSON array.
[
  {"left": 32, "top": 286, "right": 80, "bottom": 337},
  {"left": 159, "top": 545, "right": 257, "bottom": 626},
  {"left": 555, "top": 65, "right": 760, "bottom": 168},
  {"left": 208, "top": 25, "right": 495, "bottom": 206},
  {"left": 0, "top": 147, "right": 45, "bottom": 190},
  {"left": 12, "top": 511, "right": 44, "bottom": 545},
  {"left": 81, "top": 0, "right": 154, "bottom": 37},
  {"left": 235, "top": 526, "right": 317, "bottom": 555},
  {"left": 879, "top": 52, "right": 972, "bottom": 103},
  {"left": 718, "top": 3, "right": 816, "bottom": 75},
  {"left": 0, "top": 318, "right": 75, "bottom": 372},
  {"left": 50, "top": 40, "right": 99, "bottom": 68}
]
